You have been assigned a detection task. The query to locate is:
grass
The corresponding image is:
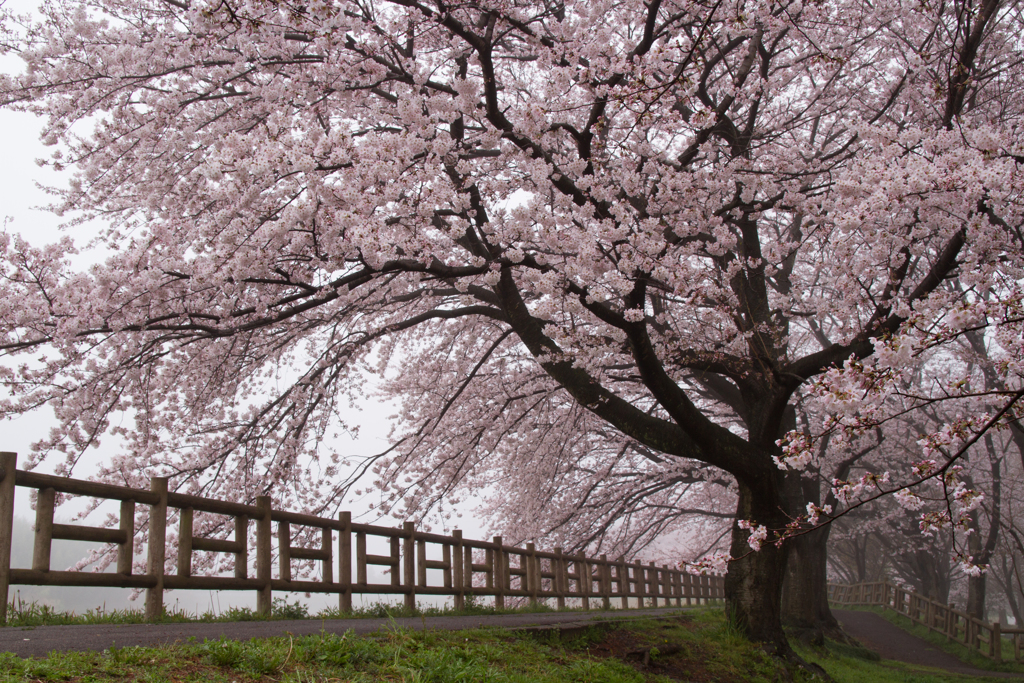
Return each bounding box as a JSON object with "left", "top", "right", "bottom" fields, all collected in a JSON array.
[
  {"left": 0, "top": 610, "right": 787, "bottom": 683},
  {"left": 794, "top": 637, "right": 1011, "bottom": 682},
  {"left": 2, "top": 593, "right": 575, "bottom": 628},
  {"left": 837, "top": 604, "right": 1024, "bottom": 675},
  {"left": 4, "top": 601, "right": 1018, "bottom": 681}
]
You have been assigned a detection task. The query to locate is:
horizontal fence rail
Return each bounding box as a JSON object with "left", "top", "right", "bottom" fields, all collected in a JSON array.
[
  {"left": 829, "top": 581, "right": 1024, "bottom": 663},
  {"left": 0, "top": 453, "right": 724, "bottom": 622}
]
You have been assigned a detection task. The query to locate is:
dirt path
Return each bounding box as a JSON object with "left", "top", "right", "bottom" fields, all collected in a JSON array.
[{"left": 834, "top": 609, "right": 1023, "bottom": 679}]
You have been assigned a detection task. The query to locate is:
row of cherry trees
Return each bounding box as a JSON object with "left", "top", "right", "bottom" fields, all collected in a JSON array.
[{"left": 1, "top": 0, "right": 1022, "bottom": 658}]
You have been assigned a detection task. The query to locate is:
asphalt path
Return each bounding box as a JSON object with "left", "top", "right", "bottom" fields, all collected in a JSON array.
[
  {"left": 0, "top": 607, "right": 691, "bottom": 659},
  {"left": 834, "top": 609, "right": 1024, "bottom": 679}
]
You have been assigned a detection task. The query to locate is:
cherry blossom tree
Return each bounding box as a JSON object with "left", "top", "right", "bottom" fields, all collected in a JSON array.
[
  {"left": 1, "top": 0, "right": 1022, "bottom": 655},
  {"left": 790, "top": 288, "right": 1024, "bottom": 633}
]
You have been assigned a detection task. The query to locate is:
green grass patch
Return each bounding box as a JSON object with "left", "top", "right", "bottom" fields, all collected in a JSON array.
[
  {"left": 0, "top": 614, "right": 720, "bottom": 682},
  {"left": 794, "top": 638, "right": 1011, "bottom": 682},
  {"left": 0, "top": 607, "right": 802, "bottom": 682},
  {"left": 3, "top": 594, "right": 592, "bottom": 628}
]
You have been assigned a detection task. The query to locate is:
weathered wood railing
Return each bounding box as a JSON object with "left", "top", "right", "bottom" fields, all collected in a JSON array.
[
  {"left": 0, "top": 452, "right": 724, "bottom": 622},
  {"left": 829, "top": 581, "right": 1024, "bottom": 663}
]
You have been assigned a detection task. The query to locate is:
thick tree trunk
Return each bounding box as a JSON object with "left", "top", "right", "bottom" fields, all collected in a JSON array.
[
  {"left": 781, "top": 472, "right": 841, "bottom": 637},
  {"left": 725, "top": 478, "right": 793, "bottom": 657},
  {"left": 782, "top": 525, "right": 842, "bottom": 637}
]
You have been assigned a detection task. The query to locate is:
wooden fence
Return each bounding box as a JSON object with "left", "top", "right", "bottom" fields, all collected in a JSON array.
[
  {"left": 0, "top": 452, "right": 723, "bottom": 622},
  {"left": 828, "top": 580, "right": 1024, "bottom": 663}
]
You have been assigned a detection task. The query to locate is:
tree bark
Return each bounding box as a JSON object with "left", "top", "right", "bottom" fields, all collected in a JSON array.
[
  {"left": 967, "top": 572, "right": 988, "bottom": 622},
  {"left": 780, "top": 471, "right": 842, "bottom": 637},
  {"left": 965, "top": 435, "right": 1001, "bottom": 621},
  {"left": 782, "top": 525, "right": 842, "bottom": 635},
  {"left": 726, "top": 478, "right": 793, "bottom": 657}
]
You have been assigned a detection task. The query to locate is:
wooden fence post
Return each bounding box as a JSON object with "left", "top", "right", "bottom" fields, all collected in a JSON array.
[
  {"left": 32, "top": 487, "right": 55, "bottom": 572},
  {"left": 417, "top": 535, "right": 427, "bottom": 588},
  {"left": 452, "top": 530, "right": 464, "bottom": 610},
  {"left": 601, "top": 555, "right": 611, "bottom": 609},
  {"left": 118, "top": 500, "right": 136, "bottom": 575},
  {"left": 526, "top": 543, "right": 538, "bottom": 605},
  {"left": 234, "top": 514, "right": 248, "bottom": 580},
  {"left": 356, "top": 531, "right": 367, "bottom": 586},
  {"left": 503, "top": 548, "right": 511, "bottom": 598},
  {"left": 255, "top": 495, "right": 272, "bottom": 616},
  {"left": 0, "top": 452, "right": 16, "bottom": 624},
  {"left": 493, "top": 536, "right": 504, "bottom": 609},
  {"left": 580, "top": 556, "right": 590, "bottom": 610},
  {"left": 442, "top": 541, "right": 453, "bottom": 590},
  {"left": 661, "top": 564, "right": 670, "bottom": 607},
  {"left": 484, "top": 546, "right": 494, "bottom": 593},
  {"left": 338, "top": 512, "right": 351, "bottom": 612},
  {"left": 649, "top": 561, "right": 658, "bottom": 607},
  {"left": 563, "top": 550, "right": 573, "bottom": 608},
  {"left": 554, "top": 547, "right": 566, "bottom": 609},
  {"left": 278, "top": 520, "right": 291, "bottom": 582},
  {"left": 321, "top": 524, "right": 333, "bottom": 585},
  {"left": 463, "top": 536, "right": 474, "bottom": 601},
  {"left": 416, "top": 539, "right": 428, "bottom": 593},
  {"left": 403, "top": 521, "right": 416, "bottom": 611},
  {"left": 177, "top": 507, "right": 193, "bottom": 577},
  {"left": 992, "top": 621, "right": 1002, "bottom": 662},
  {"left": 390, "top": 535, "right": 401, "bottom": 590},
  {"left": 459, "top": 538, "right": 472, "bottom": 602},
  {"left": 145, "top": 477, "right": 168, "bottom": 621},
  {"left": 618, "top": 557, "right": 630, "bottom": 609}
]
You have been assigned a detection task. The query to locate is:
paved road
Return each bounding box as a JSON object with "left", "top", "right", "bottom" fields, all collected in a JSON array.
[
  {"left": 0, "top": 607, "right": 690, "bottom": 659},
  {"left": 834, "top": 609, "right": 1024, "bottom": 679}
]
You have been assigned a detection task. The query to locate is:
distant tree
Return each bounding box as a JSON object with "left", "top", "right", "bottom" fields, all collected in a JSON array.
[{"left": 1, "top": 0, "right": 1022, "bottom": 656}]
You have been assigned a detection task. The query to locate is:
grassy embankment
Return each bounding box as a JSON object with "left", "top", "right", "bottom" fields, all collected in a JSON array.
[{"left": 3, "top": 600, "right": 1021, "bottom": 682}]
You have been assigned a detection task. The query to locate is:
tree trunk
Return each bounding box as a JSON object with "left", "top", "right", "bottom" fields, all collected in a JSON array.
[
  {"left": 781, "top": 472, "right": 841, "bottom": 637},
  {"left": 905, "top": 547, "right": 951, "bottom": 603},
  {"left": 965, "top": 436, "right": 1001, "bottom": 621},
  {"left": 966, "top": 514, "right": 989, "bottom": 620},
  {"left": 725, "top": 478, "right": 792, "bottom": 657},
  {"left": 998, "top": 555, "right": 1023, "bottom": 627},
  {"left": 967, "top": 572, "right": 988, "bottom": 622},
  {"left": 782, "top": 525, "right": 843, "bottom": 637},
  {"left": 854, "top": 534, "right": 869, "bottom": 581}
]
